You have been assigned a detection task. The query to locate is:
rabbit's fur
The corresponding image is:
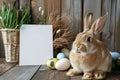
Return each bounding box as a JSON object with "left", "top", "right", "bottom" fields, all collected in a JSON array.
[{"left": 67, "top": 13, "right": 112, "bottom": 79}]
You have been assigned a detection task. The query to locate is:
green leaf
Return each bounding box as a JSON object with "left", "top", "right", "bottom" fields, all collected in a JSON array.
[{"left": 0, "top": 2, "right": 31, "bottom": 29}]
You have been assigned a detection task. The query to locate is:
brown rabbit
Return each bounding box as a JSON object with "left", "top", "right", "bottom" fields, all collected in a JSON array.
[{"left": 66, "top": 13, "right": 112, "bottom": 80}]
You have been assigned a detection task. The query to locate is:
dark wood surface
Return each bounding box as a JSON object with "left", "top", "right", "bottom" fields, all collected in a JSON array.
[
  {"left": 31, "top": 65, "right": 70, "bottom": 80},
  {"left": 0, "top": 58, "right": 17, "bottom": 75},
  {"left": 0, "top": 0, "right": 120, "bottom": 57},
  {"left": 31, "top": 65, "right": 120, "bottom": 80},
  {"left": 0, "top": 64, "right": 39, "bottom": 80},
  {"left": 0, "top": 61, "right": 120, "bottom": 80}
]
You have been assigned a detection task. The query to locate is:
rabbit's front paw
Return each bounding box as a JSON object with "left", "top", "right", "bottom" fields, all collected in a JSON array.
[
  {"left": 82, "top": 72, "right": 93, "bottom": 80},
  {"left": 94, "top": 71, "right": 106, "bottom": 79},
  {"left": 66, "top": 69, "right": 80, "bottom": 76}
]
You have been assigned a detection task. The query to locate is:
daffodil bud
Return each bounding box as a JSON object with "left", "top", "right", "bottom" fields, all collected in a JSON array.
[
  {"left": 41, "top": 10, "right": 44, "bottom": 16},
  {"left": 38, "top": 7, "right": 42, "bottom": 12}
]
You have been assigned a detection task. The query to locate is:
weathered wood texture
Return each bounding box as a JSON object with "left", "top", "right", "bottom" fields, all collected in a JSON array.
[
  {"left": 31, "top": 65, "right": 120, "bottom": 80},
  {"left": 84, "top": 0, "right": 101, "bottom": 21},
  {"left": 31, "top": 0, "right": 120, "bottom": 52},
  {"left": 0, "top": 64, "right": 120, "bottom": 80},
  {"left": 46, "top": 0, "right": 120, "bottom": 52},
  {"left": 0, "top": 58, "right": 17, "bottom": 75},
  {"left": 102, "top": 0, "right": 120, "bottom": 52},
  {"left": 102, "top": 0, "right": 116, "bottom": 51},
  {"left": 106, "top": 70, "right": 120, "bottom": 80},
  {"left": 61, "top": 0, "right": 82, "bottom": 35},
  {"left": 31, "top": 0, "right": 44, "bottom": 23},
  {"left": 84, "top": 0, "right": 102, "bottom": 39},
  {"left": 29, "top": 0, "right": 120, "bottom": 53},
  {"left": 0, "top": 65, "right": 120, "bottom": 80},
  {"left": 0, "top": 0, "right": 120, "bottom": 57},
  {"left": 0, "top": 64, "right": 40, "bottom": 80},
  {"left": 0, "top": 34, "right": 4, "bottom": 58},
  {"left": 20, "top": 0, "right": 30, "bottom": 10},
  {"left": 0, "top": 1, "right": 4, "bottom": 58},
  {"left": 31, "top": 65, "right": 70, "bottom": 80},
  {"left": 31, "top": 0, "right": 61, "bottom": 23},
  {"left": 115, "top": 0, "right": 120, "bottom": 51}
]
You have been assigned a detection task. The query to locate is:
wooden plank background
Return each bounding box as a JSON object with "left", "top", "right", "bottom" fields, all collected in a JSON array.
[
  {"left": 115, "top": 0, "right": 120, "bottom": 51},
  {"left": 61, "top": 0, "right": 82, "bottom": 34},
  {"left": 0, "top": 0, "right": 120, "bottom": 57}
]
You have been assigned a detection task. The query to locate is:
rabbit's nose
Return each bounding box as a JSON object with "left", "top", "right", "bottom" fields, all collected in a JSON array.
[
  {"left": 76, "top": 44, "right": 87, "bottom": 53},
  {"left": 80, "top": 44, "right": 87, "bottom": 52}
]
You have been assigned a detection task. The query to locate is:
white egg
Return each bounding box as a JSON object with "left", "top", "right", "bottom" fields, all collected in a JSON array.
[{"left": 55, "top": 58, "right": 70, "bottom": 71}]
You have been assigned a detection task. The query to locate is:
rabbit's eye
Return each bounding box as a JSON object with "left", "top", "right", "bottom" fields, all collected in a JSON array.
[{"left": 87, "top": 37, "right": 92, "bottom": 42}]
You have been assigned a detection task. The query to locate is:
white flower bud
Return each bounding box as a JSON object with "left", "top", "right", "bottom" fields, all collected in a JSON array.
[
  {"left": 41, "top": 10, "right": 44, "bottom": 15},
  {"left": 38, "top": 7, "right": 42, "bottom": 12},
  {"left": 0, "top": 16, "right": 2, "bottom": 20},
  {"left": 56, "top": 29, "right": 61, "bottom": 33}
]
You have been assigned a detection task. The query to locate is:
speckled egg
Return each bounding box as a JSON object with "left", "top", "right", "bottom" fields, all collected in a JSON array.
[
  {"left": 110, "top": 52, "right": 120, "bottom": 60},
  {"left": 55, "top": 58, "right": 70, "bottom": 71},
  {"left": 47, "top": 58, "right": 58, "bottom": 69},
  {"left": 57, "top": 52, "right": 66, "bottom": 59}
]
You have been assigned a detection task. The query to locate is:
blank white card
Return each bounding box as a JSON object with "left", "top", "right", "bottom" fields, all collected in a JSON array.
[{"left": 20, "top": 25, "right": 53, "bottom": 65}]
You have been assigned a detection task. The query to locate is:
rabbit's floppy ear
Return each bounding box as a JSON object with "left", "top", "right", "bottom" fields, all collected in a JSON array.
[
  {"left": 84, "top": 12, "right": 93, "bottom": 32},
  {"left": 90, "top": 13, "right": 108, "bottom": 35}
]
